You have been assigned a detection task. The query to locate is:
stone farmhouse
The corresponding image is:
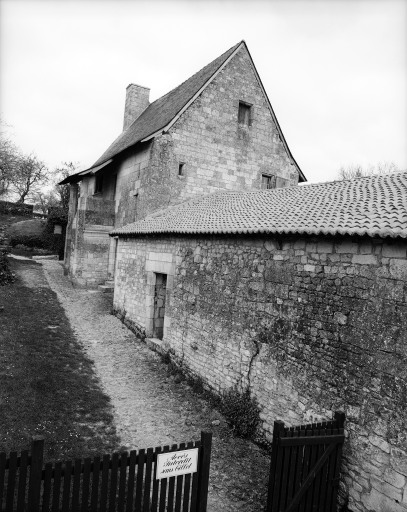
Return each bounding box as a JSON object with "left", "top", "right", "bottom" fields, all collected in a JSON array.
[
  {"left": 62, "top": 41, "right": 306, "bottom": 287},
  {"left": 110, "top": 172, "right": 407, "bottom": 512},
  {"left": 62, "top": 40, "right": 407, "bottom": 512}
]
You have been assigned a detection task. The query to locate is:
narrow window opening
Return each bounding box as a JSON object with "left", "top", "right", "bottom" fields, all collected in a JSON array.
[
  {"left": 112, "top": 174, "right": 118, "bottom": 199},
  {"left": 94, "top": 174, "right": 103, "bottom": 194},
  {"left": 262, "top": 174, "right": 276, "bottom": 190},
  {"left": 178, "top": 163, "right": 185, "bottom": 176},
  {"left": 153, "top": 273, "right": 167, "bottom": 340},
  {"left": 72, "top": 184, "right": 79, "bottom": 215},
  {"left": 238, "top": 102, "right": 251, "bottom": 126}
]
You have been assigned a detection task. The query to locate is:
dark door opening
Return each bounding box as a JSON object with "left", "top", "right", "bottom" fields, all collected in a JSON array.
[{"left": 153, "top": 273, "right": 167, "bottom": 339}]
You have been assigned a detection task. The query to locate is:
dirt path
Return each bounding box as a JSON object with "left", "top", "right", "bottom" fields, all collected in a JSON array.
[{"left": 39, "top": 260, "right": 270, "bottom": 511}]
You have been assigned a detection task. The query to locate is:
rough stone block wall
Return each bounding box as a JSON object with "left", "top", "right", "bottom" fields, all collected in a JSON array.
[
  {"left": 114, "top": 233, "right": 407, "bottom": 512},
  {"left": 113, "top": 143, "right": 151, "bottom": 226},
  {"left": 135, "top": 45, "right": 299, "bottom": 220},
  {"left": 65, "top": 193, "right": 115, "bottom": 286}
]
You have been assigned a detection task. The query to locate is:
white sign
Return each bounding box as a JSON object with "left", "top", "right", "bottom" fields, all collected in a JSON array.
[{"left": 156, "top": 448, "right": 198, "bottom": 479}]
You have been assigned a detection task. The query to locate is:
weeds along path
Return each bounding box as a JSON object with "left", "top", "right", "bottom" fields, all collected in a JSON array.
[{"left": 41, "top": 260, "right": 270, "bottom": 512}]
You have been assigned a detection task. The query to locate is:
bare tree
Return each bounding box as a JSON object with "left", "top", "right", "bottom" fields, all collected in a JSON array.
[
  {"left": 337, "top": 161, "right": 400, "bottom": 180},
  {"left": 54, "top": 162, "right": 78, "bottom": 212},
  {"left": 10, "top": 153, "right": 49, "bottom": 203},
  {"left": 32, "top": 189, "right": 60, "bottom": 215},
  {"left": 0, "top": 128, "right": 20, "bottom": 198}
]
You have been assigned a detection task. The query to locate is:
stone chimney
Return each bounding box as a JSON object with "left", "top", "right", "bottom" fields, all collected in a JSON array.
[{"left": 123, "top": 84, "right": 150, "bottom": 131}]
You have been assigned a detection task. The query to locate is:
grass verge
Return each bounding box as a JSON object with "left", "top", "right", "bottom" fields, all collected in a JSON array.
[{"left": 0, "top": 258, "right": 121, "bottom": 461}]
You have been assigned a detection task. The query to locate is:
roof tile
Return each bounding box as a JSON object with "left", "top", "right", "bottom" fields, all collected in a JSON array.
[
  {"left": 111, "top": 172, "right": 407, "bottom": 239},
  {"left": 90, "top": 42, "right": 242, "bottom": 169}
]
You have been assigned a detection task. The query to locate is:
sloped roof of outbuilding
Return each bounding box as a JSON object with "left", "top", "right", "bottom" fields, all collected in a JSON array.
[
  {"left": 61, "top": 40, "right": 306, "bottom": 184},
  {"left": 111, "top": 172, "right": 407, "bottom": 239}
]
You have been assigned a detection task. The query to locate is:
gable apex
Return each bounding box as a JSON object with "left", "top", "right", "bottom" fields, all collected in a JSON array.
[{"left": 64, "top": 40, "right": 305, "bottom": 183}]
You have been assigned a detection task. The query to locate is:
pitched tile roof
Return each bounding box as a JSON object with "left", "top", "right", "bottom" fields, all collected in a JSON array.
[
  {"left": 62, "top": 40, "right": 305, "bottom": 184},
  {"left": 111, "top": 172, "right": 407, "bottom": 239},
  {"left": 92, "top": 41, "right": 242, "bottom": 168}
]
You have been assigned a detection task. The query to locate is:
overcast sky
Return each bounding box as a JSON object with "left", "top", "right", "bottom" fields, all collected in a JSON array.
[{"left": 1, "top": 0, "right": 406, "bottom": 184}]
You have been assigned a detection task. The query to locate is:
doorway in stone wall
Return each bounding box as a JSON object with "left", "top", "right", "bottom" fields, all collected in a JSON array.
[{"left": 153, "top": 273, "right": 167, "bottom": 339}]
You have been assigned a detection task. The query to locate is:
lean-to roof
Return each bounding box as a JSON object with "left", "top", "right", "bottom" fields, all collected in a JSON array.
[{"left": 111, "top": 172, "right": 407, "bottom": 240}]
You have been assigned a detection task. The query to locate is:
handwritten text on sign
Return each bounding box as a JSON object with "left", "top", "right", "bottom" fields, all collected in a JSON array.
[{"left": 156, "top": 448, "right": 198, "bottom": 479}]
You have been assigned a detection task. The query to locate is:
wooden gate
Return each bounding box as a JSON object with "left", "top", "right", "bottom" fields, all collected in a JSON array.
[
  {"left": 266, "top": 412, "right": 345, "bottom": 512},
  {"left": 0, "top": 432, "right": 212, "bottom": 512}
]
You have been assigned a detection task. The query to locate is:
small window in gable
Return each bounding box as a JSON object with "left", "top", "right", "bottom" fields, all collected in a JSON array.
[
  {"left": 262, "top": 174, "right": 276, "bottom": 189},
  {"left": 178, "top": 163, "right": 185, "bottom": 176},
  {"left": 94, "top": 174, "right": 103, "bottom": 194},
  {"left": 238, "top": 102, "right": 251, "bottom": 126}
]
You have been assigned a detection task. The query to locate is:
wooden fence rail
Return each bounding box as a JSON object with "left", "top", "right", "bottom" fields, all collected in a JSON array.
[{"left": 0, "top": 432, "right": 212, "bottom": 512}]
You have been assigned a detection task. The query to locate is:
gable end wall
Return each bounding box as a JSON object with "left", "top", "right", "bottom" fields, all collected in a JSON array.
[{"left": 135, "top": 46, "right": 299, "bottom": 219}]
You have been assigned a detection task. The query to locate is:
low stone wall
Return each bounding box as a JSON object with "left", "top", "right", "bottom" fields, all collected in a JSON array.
[
  {"left": 113, "top": 233, "right": 407, "bottom": 512},
  {"left": 0, "top": 200, "right": 34, "bottom": 216}
]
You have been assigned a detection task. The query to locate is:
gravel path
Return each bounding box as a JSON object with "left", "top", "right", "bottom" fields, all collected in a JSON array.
[{"left": 39, "top": 260, "right": 270, "bottom": 511}]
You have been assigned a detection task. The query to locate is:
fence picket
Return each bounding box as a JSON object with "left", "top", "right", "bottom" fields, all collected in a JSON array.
[
  {"left": 71, "top": 458, "right": 82, "bottom": 511},
  {"left": 17, "top": 450, "right": 29, "bottom": 512},
  {"left": 143, "top": 448, "right": 154, "bottom": 512},
  {"left": 117, "top": 452, "right": 127, "bottom": 512},
  {"left": 313, "top": 428, "right": 326, "bottom": 512},
  {"left": 28, "top": 437, "right": 44, "bottom": 512},
  {"left": 81, "top": 458, "right": 92, "bottom": 512},
  {"left": 174, "top": 443, "right": 186, "bottom": 512},
  {"left": 126, "top": 450, "right": 137, "bottom": 512},
  {"left": 286, "top": 430, "right": 299, "bottom": 506},
  {"left": 151, "top": 446, "right": 161, "bottom": 512},
  {"left": 0, "top": 451, "right": 6, "bottom": 509},
  {"left": 135, "top": 449, "right": 146, "bottom": 510},
  {"left": 196, "top": 433, "right": 212, "bottom": 512},
  {"left": 100, "top": 454, "right": 110, "bottom": 512},
  {"left": 6, "top": 451, "right": 18, "bottom": 511},
  {"left": 167, "top": 444, "right": 178, "bottom": 512},
  {"left": 41, "top": 462, "right": 53, "bottom": 512},
  {"left": 61, "top": 460, "right": 72, "bottom": 512},
  {"left": 318, "top": 429, "right": 330, "bottom": 512},
  {"left": 109, "top": 453, "right": 119, "bottom": 512},
  {"left": 90, "top": 455, "right": 101, "bottom": 512},
  {"left": 159, "top": 445, "right": 170, "bottom": 512},
  {"left": 51, "top": 461, "right": 62, "bottom": 512},
  {"left": 182, "top": 441, "right": 194, "bottom": 512}
]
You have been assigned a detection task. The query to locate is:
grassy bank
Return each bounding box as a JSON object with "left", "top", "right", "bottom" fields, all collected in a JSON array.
[{"left": 0, "top": 258, "right": 121, "bottom": 461}]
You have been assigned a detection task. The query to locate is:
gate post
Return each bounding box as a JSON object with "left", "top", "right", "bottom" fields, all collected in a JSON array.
[
  {"left": 334, "top": 411, "right": 345, "bottom": 429},
  {"left": 196, "top": 431, "right": 212, "bottom": 512},
  {"left": 28, "top": 437, "right": 44, "bottom": 512},
  {"left": 266, "top": 420, "right": 285, "bottom": 512}
]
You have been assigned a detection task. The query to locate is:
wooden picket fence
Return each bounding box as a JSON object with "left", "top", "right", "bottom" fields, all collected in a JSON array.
[
  {"left": 0, "top": 432, "right": 212, "bottom": 512},
  {"left": 266, "top": 412, "right": 345, "bottom": 512}
]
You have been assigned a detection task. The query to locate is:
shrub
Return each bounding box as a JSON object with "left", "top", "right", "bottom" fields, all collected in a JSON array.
[
  {"left": 0, "top": 250, "right": 15, "bottom": 285},
  {"left": 220, "top": 387, "right": 260, "bottom": 438},
  {"left": 9, "top": 233, "right": 46, "bottom": 249}
]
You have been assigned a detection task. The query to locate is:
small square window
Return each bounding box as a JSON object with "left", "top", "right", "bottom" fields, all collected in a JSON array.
[
  {"left": 178, "top": 163, "right": 185, "bottom": 176},
  {"left": 262, "top": 174, "right": 276, "bottom": 189},
  {"left": 238, "top": 102, "right": 251, "bottom": 126},
  {"left": 94, "top": 174, "right": 103, "bottom": 194}
]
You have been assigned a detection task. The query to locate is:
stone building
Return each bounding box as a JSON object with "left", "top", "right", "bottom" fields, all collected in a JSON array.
[
  {"left": 110, "top": 172, "right": 407, "bottom": 512},
  {"left": 61, "top": 41, "right": 305, "bottom": 287}
]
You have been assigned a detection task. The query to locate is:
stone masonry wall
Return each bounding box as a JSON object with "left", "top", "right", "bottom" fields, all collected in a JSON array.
[
  {"left": 66, "top": 44, "right": 302, "bottom": 281},
  {"left": 113, "top": 233, "right": 407, "bottom": 512},
  {"left": 65, "top": 192, "right": 115, "bottom": 287},
  {"left": 135, "top": 45, "right": 299, "bottom": 220}
]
